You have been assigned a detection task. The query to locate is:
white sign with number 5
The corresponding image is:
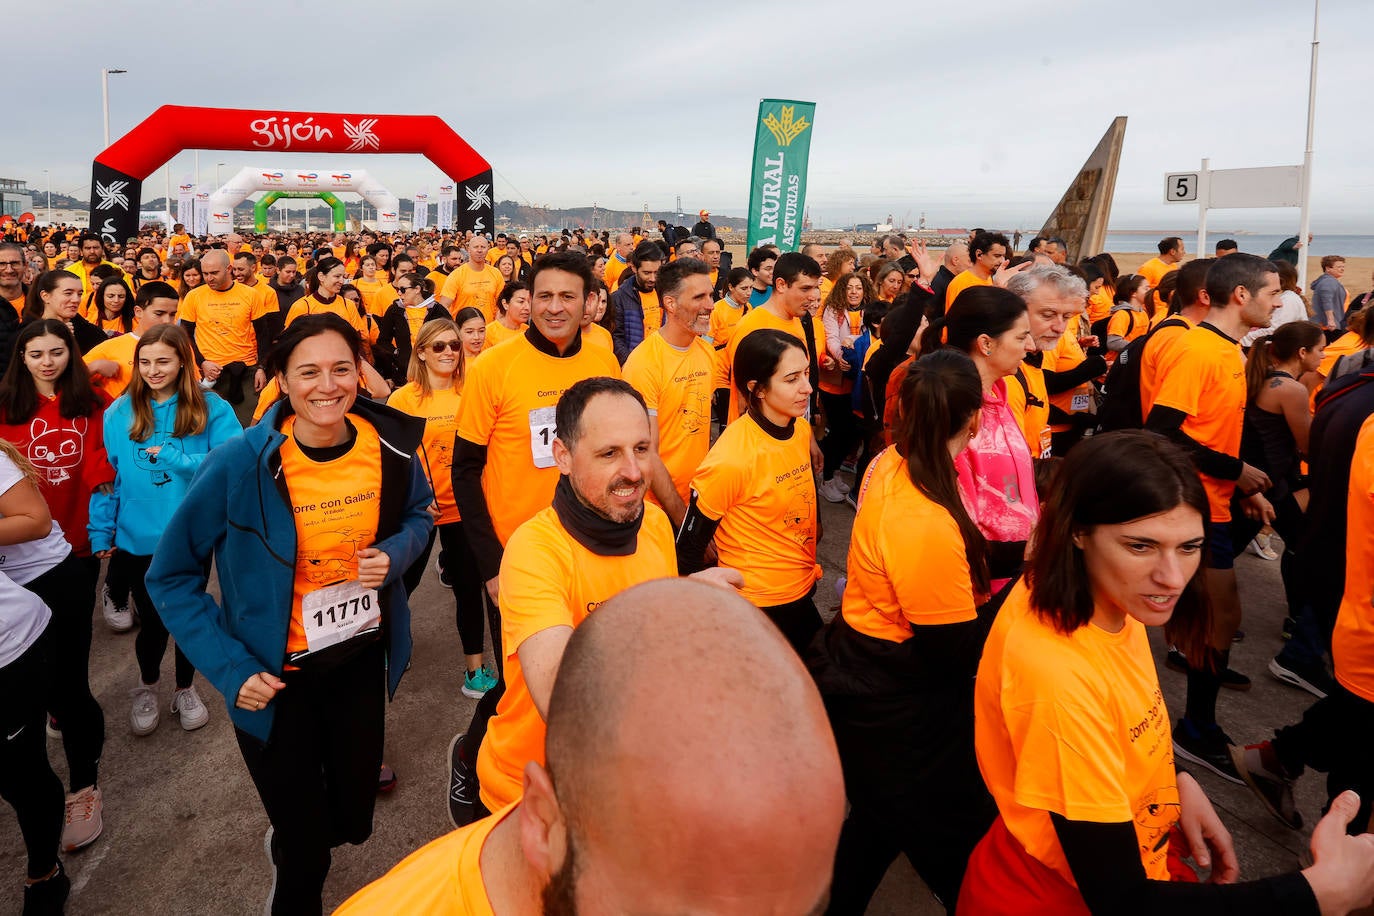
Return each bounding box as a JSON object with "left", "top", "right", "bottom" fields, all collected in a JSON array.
[{"left": 1165, "top": 173, "right": 1199, "bottom": 203}]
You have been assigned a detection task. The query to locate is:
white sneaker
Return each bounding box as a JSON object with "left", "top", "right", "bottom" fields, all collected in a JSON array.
[
  {"left": 819, "top": 476, "right": 849, "bottom": 503},
  {"left": 264, "top": 826, "right": 277, "bottom": 916},
  {"left": 102, "top": 584, "right": 134, "bottom": 633},
  {"left": 130, "top": 684, "right": 160, "bottom": 736},
  {"left": 1246, "top": 535, "right": 1279, "bottom": 561},
  {"left": 171, "top": 685, "right": 209, "bottom": 731}
]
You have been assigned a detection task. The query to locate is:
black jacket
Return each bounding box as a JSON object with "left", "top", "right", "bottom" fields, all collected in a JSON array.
[
  {"left": 691, "top": 219, "right": 717, "bottom": 241},
  {"left": 374, "top": 300, "right": 451, "bottom": 386},
  {"left": 0, "top": 297, "right": 20, "bottom": 379}
]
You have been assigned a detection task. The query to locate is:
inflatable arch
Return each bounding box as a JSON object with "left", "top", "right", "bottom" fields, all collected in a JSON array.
[
  {"left": 89, "top": 105, "right": 493, "bottom": 244},
  {"left": 215, "top": 167, "right": 397, "bottom": 235},
  {"left": 254, "top": 191, "right": 347, "bottom": 233}
]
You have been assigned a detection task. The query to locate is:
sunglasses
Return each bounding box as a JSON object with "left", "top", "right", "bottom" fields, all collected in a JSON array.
[{"left": 426, "top": 340, "right": 461, "bottom": 353}]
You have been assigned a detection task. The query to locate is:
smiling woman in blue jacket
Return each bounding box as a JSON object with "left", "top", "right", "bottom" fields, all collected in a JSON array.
[
  {"left": 89, "top": 324, "right": 241, "bottom": 738},
  {"left": 146, "top": 314, "right": 433, "bottom": 916}
]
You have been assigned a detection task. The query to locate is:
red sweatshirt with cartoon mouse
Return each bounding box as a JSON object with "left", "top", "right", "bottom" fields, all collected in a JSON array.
[{"left": 0, "top": 392, "right": 115, "bottom": 556}]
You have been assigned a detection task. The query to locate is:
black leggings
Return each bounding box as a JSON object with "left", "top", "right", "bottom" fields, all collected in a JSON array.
[
  {"left": 115, "top": 552, "right": 196, "bottom": 689},
  {"left": 0, "top": 627, "right": 64, "bottom": 880},
  {"left": 759, "top": 591, "right": 823, "bottom": 656},
  {"left": 819, "top": 390, "right": 859, "bottom": 479},
  {"left": 26, "top": 553, "right": 104, "bottom": 792},
  {"left": 1273, "top": 682, "right": 1374, "bottom": 832},
  {"left": 402, "top": 521, "right": 486, "bottom": 659},
  {"left": 237, "top": 642, "right": 385, "bottom": 916}
]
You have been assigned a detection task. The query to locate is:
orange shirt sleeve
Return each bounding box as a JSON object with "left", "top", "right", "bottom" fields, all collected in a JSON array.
[
  {"left": 690, "top": 441, "right": 744, "bottom": 522},
  {"left": 455, "top": 353, "right": 499, "bottom": 447}
]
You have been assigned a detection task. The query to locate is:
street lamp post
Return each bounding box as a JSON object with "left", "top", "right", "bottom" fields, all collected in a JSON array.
[
  {"left": 216, "top": 162, "right": 226, "bottom": 188},
  {"left": 101, "top": 68, "right": 127, "bottom": 148}
]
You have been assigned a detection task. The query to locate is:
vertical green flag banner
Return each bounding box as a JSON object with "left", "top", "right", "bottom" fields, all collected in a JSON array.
[{"left": 746, "top": 99, "right": 816, "bottom": 253}]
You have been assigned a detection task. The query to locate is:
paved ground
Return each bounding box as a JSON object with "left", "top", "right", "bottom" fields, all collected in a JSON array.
[{"left": 0, "top": 482, "right": 1327, "bottom": 915}]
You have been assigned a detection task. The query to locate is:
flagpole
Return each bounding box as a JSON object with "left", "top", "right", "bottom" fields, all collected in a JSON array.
[{"left": 1296, "top": 0, "right": 1319, "bottom": 290}]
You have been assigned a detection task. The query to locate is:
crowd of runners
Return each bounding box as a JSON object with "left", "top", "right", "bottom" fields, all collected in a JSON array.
[{"left": 2, "top": 216, "right": 1374, "bottom": 915}]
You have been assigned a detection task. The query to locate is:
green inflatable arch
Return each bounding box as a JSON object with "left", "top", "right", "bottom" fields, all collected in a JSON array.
[{"left": 254, "top": 190, "right": 347, "bottom": 233}]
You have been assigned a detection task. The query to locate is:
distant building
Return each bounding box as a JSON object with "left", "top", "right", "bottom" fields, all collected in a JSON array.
[{"left": 0, "top": 178, "right": 34, "bottom": 219}]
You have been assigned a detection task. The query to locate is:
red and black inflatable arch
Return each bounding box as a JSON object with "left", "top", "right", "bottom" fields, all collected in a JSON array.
[{"left": 89, "top": 105, "right": 494, "bottom": 243}]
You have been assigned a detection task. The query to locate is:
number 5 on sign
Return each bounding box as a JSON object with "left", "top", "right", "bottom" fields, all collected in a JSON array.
[{"left": 1164, "top": 173, "right": 1199, "bottom": 203}]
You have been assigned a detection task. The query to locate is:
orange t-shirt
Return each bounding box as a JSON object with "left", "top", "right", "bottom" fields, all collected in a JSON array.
[
  {"left": 386, "top": 383, "right": 461, "bottom": 525},
  {"left": 971, "top": 581, "right": 1179, "bottom": 890},
  {"left": 842, "top": 451, "right": 977, "bottom": 642},
  {"left": 603, "top": 254, "right": 629, "bottom": 291},
  {"left": 1137, "top": 256, "right": 1177, "bottom": 291},
  {"left": 1137, "top": 315, "right": 1194, "bottom": 419},
  {"left": 722, "top": 306, "right": 808, "bottom": 422},
  {"left": 582, "top": 321, "right": 614, "bottom": 353},
  {"left": 284, "top": 293, "right": 370, "bottom": 339},
  {"left": 1047, "top": 326, "right": 1092, "bottom": 425},
  {"left": 1106, "top": 306, "right": 1148, "bottom": 349},
  {"left": 1004, "top": 360, "right": 1051, "bottom": 460},
  {"left": 1333, "top": 415, "right": 1374, "bottom": 703},
  {"left": 335, "top": 803, "right": 512, "bottom": 915},
  {"left": 455, "top": 332, "right": 621, "bottom": 546},
  {"left": 1150, "top": 324, "right": 1246, "bottom": 522},
  {"left": 944, "top": 268, "right": 991, "bottom": 310},
  {"left": 1086, "top": 286, "right": 1113, "bottom": 324},
  {"left": 278, "top": 416, "right": 383, "bottom": 659},
  {"left": 179, "top": 281, "right": 270, "bottom": 366},
  {"left": 476, "top": 504, "right": 677, "bottom": 810},
  {"left": 83, "top": 332, "right": 139, "bottom": 398},
  {"left": 353, "top": 277, "right": 398, "bottom": 318},
  {"left": 1319, "top": 331, "right": 1362, "bottom": 378},
  {"left": 482, "top": 319, "right": 525, "bottom": 351},
  {"left": 690, "top": 413, "right": 820, "bottom": 607},
  {"left": 440, "top": 264, "right": 505, "bottom": 322},
  {"left": 622, "top": 331, "right": 715, "bottom": 505},
  {"left": 708, "top": 298, "right": 750, "bottom": 388}
]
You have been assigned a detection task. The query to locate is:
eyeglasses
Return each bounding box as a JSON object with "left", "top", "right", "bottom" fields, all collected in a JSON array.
[
  {"left": 0, "top": 261, "right": 23, "bottom": 269},
  {"left": 426, "top": 340, "right": 460, "bottom": 353}
]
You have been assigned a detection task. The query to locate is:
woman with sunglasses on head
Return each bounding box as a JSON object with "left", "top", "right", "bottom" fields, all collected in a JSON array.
[
  {"left": 0, "top": 319, "right": 114, "bottom": 855},
  {"left": 959, "top": 430, "right": 1374, "bottom": 915},
  {"left": 89, "top": 325, "right": 239, "bottom": 737},
  {"left": 147, "top": 314, "right": 432, "bottom": 916},
  {"left": 811, "top": 350, "right": 998, "bottom": 914},
  {"left": 386, "top": 319, "right": 493, "bottom": 699},
  {"left": 375, "top": 273, "right": 449, "bottom": 388}
]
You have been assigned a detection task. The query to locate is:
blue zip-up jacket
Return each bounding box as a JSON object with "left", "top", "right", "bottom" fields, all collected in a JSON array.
[
  {"left": 611, "top": 272, "right": 650, "bottom": 364},
  {"left": 146, "top": 396, "right": 433, "bottom": 742},
  {"left": 89, "top": 391, "right": 242, "bottom": 556}
]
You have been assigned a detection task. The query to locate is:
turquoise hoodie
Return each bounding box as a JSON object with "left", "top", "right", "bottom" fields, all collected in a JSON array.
[{"left": 89, "top": 391, "right": 242, "bottom": 556}]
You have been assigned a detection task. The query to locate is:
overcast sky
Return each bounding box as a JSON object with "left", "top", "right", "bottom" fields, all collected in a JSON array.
[{"left": 13, "top": 0, "right": 1371, "bottom": 233}]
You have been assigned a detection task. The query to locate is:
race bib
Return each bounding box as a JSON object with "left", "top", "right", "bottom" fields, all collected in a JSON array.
[
  {"left": 301, "top": 580, "right": 380, "bottom": 653},
  {"left": 1071, "top": 393, "right": 1091, "bottom": 412},
  {"left": 529, "top": 406, "right": 556, "bottom": 468}
]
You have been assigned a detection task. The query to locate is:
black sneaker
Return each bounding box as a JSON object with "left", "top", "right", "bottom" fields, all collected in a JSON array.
[
  {"left": 447, "top": 732, "right": 478, "bottom": 829},
  {"left": 1281, "top": 616, "right": 1295, "bottom": 641},
  {"left": 1268, "top": 656, "right": 1334, "bottom": 699},
  {"left": 1231, "top": 741, "right": 1303, "bottom": 830},
  {"left": 1173, "top": 719, "right": 1243, "bottom": 785},
  {"left": 435, "top": 555, "right": 452, "bottom": 590},
  {"left": 1165, "top": 648, "right": 1188, "bottom": 673},
  {"left": 1231, "top": 629, "right": 1245, "bottom": 643},
  {"left": 22, "top": 862, "right": 69, "bottom": 916}
]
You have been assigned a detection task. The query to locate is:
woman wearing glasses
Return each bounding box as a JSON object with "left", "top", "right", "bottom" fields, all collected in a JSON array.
[
  {"left": 387, "top": 319, "right": 493, "bottom": 698},
  {"left": 375, "top": 273, "right": 449, "bottom": 387}
]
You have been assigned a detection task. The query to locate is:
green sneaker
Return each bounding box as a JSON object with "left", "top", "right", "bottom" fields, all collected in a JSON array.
[
  {"left": 461, "top": 668, "right": 490, "bottom": 699},
  {"left": 479, "top": 665, "right": 499, "bottom": 691}
]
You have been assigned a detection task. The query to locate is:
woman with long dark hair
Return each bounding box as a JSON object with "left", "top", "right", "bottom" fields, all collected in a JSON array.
[
  {"left": 811, "top": 350, "right": 998, "bottom": 914},
  {"left": 147, "top": 314, "right": 432, "bottom": 915},
  {"left": 961, "top": 430, "right": 1374, "bottom": 915},
  {"left": 919, "top": 286, "right": 1039, "bottom": 588},
  {"left": 89, "top": 324, "right": 239, "bottom": 736},
  {"left": 0, "top": 319, "right": 113, "bottom": 855},
  {"left": 22, "top": 270, "right": 106, "bottom": 354},
  {"left": 678, "top": 328, "right": 821, "bottom": 654},
  {"left": 91, "top": 275, "right": 135, "bottom": 337},
  {"left": 375, "top": 273, "right": 449, "bottom": 387}
]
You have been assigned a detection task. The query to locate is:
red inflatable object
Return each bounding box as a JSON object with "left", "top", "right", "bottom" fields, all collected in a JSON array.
[{"left": 90, "top": 105, "right": 493, "bottom": 243}]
